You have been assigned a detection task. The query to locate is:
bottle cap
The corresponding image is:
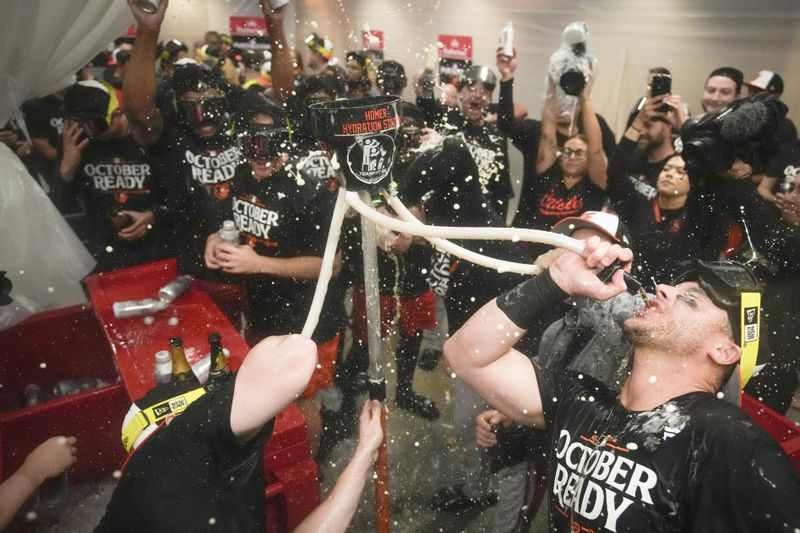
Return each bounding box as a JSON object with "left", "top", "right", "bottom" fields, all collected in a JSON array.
[
  {"left": 169, "top": 336, "right": 182, "bottom": 347},
  {"left": 208, "top": 332, "right": 221, "bottom": 344},
  {"left": 222, "top": 220, "right": 235, "bottom": 230},
  {"left": 155, "top": 350, "right": 171, "bottom": 363}
]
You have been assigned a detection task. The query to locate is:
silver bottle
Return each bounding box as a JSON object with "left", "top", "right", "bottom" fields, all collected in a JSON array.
[
  {"left": 158, "top": 275, "right": 192, "bottom": 303},
  {"left": 113, "top": 298, "right": 167, "bottom": 319}
]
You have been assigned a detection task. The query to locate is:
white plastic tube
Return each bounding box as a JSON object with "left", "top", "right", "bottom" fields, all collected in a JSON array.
[
  {"left": 301, "top": 187, "right": 349, "bottom": 339},
  {"left": 383, "top": 192, "right": 541, "bottom": 276},
  {"left": 345, "top": 191, "right": 585, "bottom": 256},
  {"left": 358, "top": 190, "right": 385, "bottom": 380}
]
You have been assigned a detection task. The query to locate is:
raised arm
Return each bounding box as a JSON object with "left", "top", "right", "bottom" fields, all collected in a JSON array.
[
  {"left": 293, "top": 400, "right": 383, "bottom": 533},
  {"left": 123, "top": 0, "right": 166, "bottom": 146},
  {"left": 446, "top": 237, "right": 631, "bottom": 428},
  {"left": 536, "top": 86, "right": 559, "bottom": 174},
  {"left": 579, "top": 78, "right": 608, "bottom": 189},
  {"left": 259, "top": 0, "right": 293, "bottom": 103},
  {"left": 229, "top": 335, "right": 317, "bottom": 443}
]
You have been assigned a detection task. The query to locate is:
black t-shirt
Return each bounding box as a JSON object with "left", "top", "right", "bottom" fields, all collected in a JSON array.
[
  {"left": 229, "top": 162, "right": 336, "bottom": 342},
  {"left": 766, "top": 138, "right": 800, "bottom": 189},
  {"left": 341, "top": 216, "right": 433, "bottom": 299},
  {"left": 145, "top": 120, "right": 241, "bottom": 280},
  {"left": 607, "top": 137, "right": 728, "bottom": 284},
  {"left": 22, "top": 95, "right": 81, "bottom": 213},
  {"left": 96, "top": 374, "right": 274, "bottom": 532},
  {"left": 534, "top": 363, "right": 800, "bottom": 532},
  {"left": 69, "top": 134, "right": 167, "bottom": 271},
  {"left": 609, "top": 137, "right": 670, "bottom": 201},
  {"left": 24, "top": 95, "right": 64, "bottom": 147},
  {"left": 399, "top": 137, "right": 531, "bottom": 331},
  {"left": 413, "top": 95, "right": 513, "bottom": 216},
  {"left": 458, "top": 123, "right": 514, "bottom": 215},
  {"left": 513, "top": 163, "right": 607, "bottom": 234}
]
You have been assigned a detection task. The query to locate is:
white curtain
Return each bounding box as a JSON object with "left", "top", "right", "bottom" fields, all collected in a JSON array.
[
  {"left": 0, "top": 0, "right": 132, "bottom": 329},
  {"left": 0, "top": 0, "right": 133, "bottom": 126}
]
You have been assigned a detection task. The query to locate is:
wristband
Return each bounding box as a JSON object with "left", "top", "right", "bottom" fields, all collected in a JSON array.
[
  {"left": 496, "top": 270, "right": 568, "bottom": 330},
  {"left": 630, "top": 124, "right": 642, "bottom": 132}
]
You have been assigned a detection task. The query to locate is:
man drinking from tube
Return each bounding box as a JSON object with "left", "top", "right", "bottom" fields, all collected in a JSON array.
[{"left": 446, "top": 237, "right": 800, "bottom": 531}]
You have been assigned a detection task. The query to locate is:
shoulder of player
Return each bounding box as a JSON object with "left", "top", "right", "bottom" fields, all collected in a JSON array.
[{"left": 688, "top": 396, "right": 777, "bottom": 449}]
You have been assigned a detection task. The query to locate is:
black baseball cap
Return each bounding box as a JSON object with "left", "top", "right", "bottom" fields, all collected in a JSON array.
[{"left": 62, "top": 80, "right": 112, "bottom": 121}]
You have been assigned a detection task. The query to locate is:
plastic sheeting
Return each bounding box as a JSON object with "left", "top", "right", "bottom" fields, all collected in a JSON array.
[
  {"left": 0, "top": 143, "right": 95, "bottom": 330},
  {"left": 0, "top": 0, "right": 132, "bottom": 127}
]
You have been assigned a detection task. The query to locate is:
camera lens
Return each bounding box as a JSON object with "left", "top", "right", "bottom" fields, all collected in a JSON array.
[{"left": 560, "top": 69, "right": 586, "bottom": 96}]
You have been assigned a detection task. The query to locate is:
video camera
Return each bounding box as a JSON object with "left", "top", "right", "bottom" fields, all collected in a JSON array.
[
  {"left": 678, "top": 92, "right": 788, "bottom": 180},
  {"left": 548, "top": 22, "right": 595, "bottom": 100}
]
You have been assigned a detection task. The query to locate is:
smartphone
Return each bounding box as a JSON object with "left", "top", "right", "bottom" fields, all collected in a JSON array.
[
  {"left": 650, "top": 73, "right": 671, "bottom": 112},
  {"left": 650, "top": 73, "right": 671, "bottom": 97}
]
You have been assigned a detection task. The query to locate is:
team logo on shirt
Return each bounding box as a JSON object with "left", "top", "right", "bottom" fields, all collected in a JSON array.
[
  {"left": 232, "top": 195, "right": 280, "bottom": 246},
  {"left": 213, "top": 182, "right": 230, "bottom": 200},
  {"left": 784, "top": 164, "right": 798, "bottom": 182},
  {"left": 49, "top": 117, "right": 65, "bottom": 136},
  {"left": 461, "top": 134, "right": 503, "bottom": 196},
  {"left": 298, "top": 152, "right": 337, "bottom": 181},
  {"left": 551, "top": 429, "right": 658, "bottom": 532},
  {"left": 345, "top": 134, "right": 395, "bottom": 184},
  {"left": 184, "top": 146, "right": 240, "bottom": 185},
  {"left": 83, "top": 159, "right": 152, "bottom": 196},
  {"left": 539, "top": 188, "right": 584, "bottom": 217}
]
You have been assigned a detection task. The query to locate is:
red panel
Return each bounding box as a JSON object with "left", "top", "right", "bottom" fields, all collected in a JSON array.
[
  {"left": 86, "top": 259, "right": 320, "bottom": 530},
  {"left": 742, "top": 393, "right": 800, "bottom": 470},
  {"left": 437, "top": 34, "right": 473, "bottom": 61},
  {"left": 84, "top": 259, "right": 249, "bottom": 401},
  {"left": 230, "top": 16, "right": 268, "bottom": 37}
]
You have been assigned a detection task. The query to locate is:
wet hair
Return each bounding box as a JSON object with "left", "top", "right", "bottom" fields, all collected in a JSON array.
[{"left": 707, "top": 67, "right": 744, "bottom": 94}]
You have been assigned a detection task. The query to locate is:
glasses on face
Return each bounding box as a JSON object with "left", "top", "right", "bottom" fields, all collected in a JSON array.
[{"left": 562, "top": 148, "right": 587, "bottom": 160}]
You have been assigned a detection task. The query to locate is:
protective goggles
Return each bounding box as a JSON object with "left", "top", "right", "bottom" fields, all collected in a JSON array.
[
  {"left": 237, "top": 125, "right": 290, "bottom": 162},
  {"left": 177, "top": 95, "right": 227, "bottom": 129}
]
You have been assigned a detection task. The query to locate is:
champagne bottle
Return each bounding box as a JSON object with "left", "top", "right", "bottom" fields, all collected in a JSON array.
[
  {"left": 169, "top": 337, "right": 198, "bottom": 383},
  {"left": 206, "top": 333, "right": 230, "bottom": 390}
]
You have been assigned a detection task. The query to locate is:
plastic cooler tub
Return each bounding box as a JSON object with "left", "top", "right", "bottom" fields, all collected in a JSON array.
[
  {"left": 0, "top": 304, "right": 129, "bottom": 484},
  {"left": 84, "top": 259, "right": 319, "bottom": 530}
]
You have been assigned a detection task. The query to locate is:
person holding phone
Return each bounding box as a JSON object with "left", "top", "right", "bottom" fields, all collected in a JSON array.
[
  {"left": 56, "top": 81, "right": 169, "bottom": 272},
  {"left": 610, "top": 85, "right": 683, "bottom": 202}
]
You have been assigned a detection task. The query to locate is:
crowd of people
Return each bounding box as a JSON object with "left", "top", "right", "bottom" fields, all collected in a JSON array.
[{"left": 2, "top": 0, "right": 800, "bottom": 530}]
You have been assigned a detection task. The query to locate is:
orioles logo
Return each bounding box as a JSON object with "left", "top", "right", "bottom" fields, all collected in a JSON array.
[
  {"left": 214, "top": 182, "right": 230, "bottom": 200},
  {"left": 115, "top": 191, "right": 129, "bottom": 204}
]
